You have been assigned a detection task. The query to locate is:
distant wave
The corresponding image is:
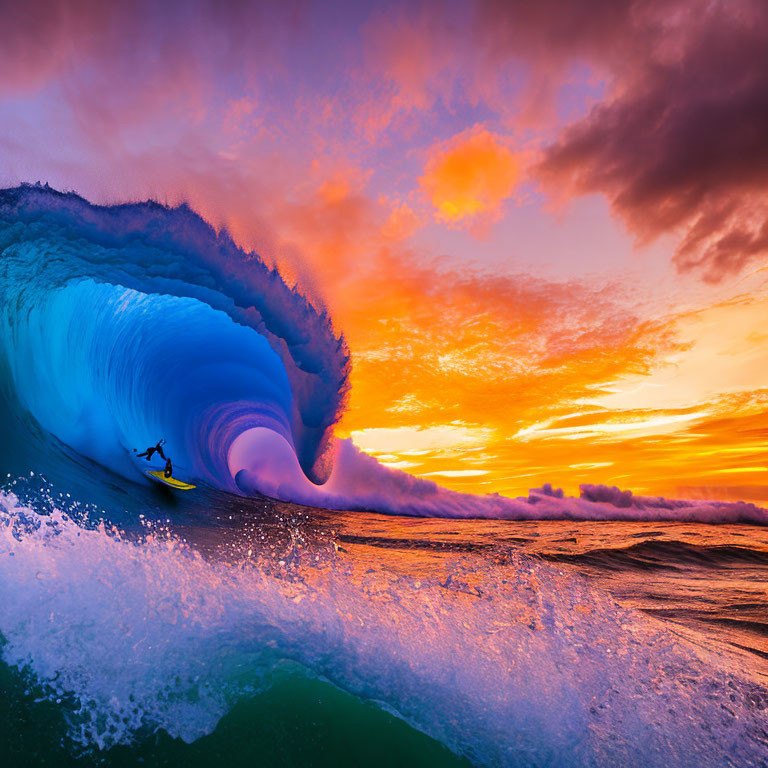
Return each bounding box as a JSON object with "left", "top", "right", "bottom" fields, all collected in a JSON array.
[
  {"left": 542, "top": 539, "right": 768, "bottom": 571},
  {"left": 1, "top": 184, "right": 766, "bottom": 523}
]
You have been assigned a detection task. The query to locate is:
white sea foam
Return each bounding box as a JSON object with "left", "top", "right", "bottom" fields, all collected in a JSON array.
[{"left": 0, "top": 489, "right": 766, "bottom": 766}]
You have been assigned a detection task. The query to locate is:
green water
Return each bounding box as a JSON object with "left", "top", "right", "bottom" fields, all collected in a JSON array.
[{"left": 0, "top": 662, "right": 471, "bottom": 768}]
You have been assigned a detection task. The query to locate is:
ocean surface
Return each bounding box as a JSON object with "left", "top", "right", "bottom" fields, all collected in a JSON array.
[
  {"left": 2, "top": 184, "right": 768, "bottom": 766},
  {"left": 1, "top": 475, "right": 768, "bottom": 767}
]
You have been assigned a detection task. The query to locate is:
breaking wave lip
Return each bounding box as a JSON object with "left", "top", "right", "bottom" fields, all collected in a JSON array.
[
  {"left": 1, "top": 488, "right": 768, "bottom": 767},
  {"left": 1, "top": 182, "right": 767, "bottom": 524},
  {"left": 0, "top": 183, "right": 349, "bottom": 490}
]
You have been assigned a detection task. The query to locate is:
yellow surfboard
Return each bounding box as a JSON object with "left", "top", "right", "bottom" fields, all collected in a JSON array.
[{"left": 145, "top": 470, "right": 196, "bottom": 490}]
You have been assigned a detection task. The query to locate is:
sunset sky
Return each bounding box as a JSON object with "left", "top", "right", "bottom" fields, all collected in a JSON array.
[{"left": 3, "top": 0, "right": 768, "bottom": 503}]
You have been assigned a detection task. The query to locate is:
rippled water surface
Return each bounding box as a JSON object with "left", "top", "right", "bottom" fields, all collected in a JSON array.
[
  {"left": 4, "top": 477, "right": 767, "bottom": 767},
  {"left": 178, "top": 497, "right": 768, "bottom": 683}
]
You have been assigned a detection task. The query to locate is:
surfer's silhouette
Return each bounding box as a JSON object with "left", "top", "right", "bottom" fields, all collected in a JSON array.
[
  {"left": 134, "top": 440, "right": 167, "bottom": 462},
  {"left": 134, "top": 440, "right": 176, "bottom": 480}
]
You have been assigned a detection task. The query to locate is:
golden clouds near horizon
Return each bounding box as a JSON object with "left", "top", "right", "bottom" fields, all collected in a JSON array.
[{"left": 339, "top": 291, "right": 768, "bottom": 505}]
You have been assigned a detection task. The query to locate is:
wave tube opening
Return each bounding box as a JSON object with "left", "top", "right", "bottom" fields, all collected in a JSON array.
[{"left": 0, "top": 183, "right": 349, "bottom": 498}]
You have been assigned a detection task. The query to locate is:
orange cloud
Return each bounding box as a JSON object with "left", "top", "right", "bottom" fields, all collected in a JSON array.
[
  {"left": 420, "top": 129, "right": 521, "bottom": 226},
  {"left": 380, "top": 199, "right": 422, "bottom": 241}
]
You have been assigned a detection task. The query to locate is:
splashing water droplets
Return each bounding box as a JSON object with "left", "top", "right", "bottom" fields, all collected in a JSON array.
[{"left": 0, "top": 487, "right": 767, "bottom": 765}]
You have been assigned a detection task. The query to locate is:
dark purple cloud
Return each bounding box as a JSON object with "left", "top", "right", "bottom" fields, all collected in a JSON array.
[{"left": 523, "top": 0, "right": 768, "bottom": 281}]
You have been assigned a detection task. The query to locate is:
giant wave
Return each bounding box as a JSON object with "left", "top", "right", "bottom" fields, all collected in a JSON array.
[{"left": 1, "top": 183, "right": 766, "bottom": 524}]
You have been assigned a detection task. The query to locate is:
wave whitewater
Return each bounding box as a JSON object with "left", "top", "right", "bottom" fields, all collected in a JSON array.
[{"left": 1, "top": 488, "right": 768, "bottom": 766}]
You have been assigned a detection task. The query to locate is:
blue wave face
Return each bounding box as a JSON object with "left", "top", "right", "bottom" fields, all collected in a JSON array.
[{"left": 0, "top": 184, "right": 349, "bottom": 493}]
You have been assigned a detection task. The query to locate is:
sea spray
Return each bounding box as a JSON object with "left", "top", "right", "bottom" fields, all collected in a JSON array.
[{"left": 1, "top": 488, "right": 767, "bottom": 766}]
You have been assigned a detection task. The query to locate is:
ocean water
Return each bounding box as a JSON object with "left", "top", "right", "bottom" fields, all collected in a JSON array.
[
  {"left": 1, "top": 184, "right": 768, "bottom": 766},
  {"left": 1, "top": 478, "right": 767, "bottom": 767}
]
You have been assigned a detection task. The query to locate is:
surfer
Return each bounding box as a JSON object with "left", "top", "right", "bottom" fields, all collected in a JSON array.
[
  {"left": 134, "top": 439, "right": 166, "bottom": 462},
  {"left": 134, "top": 440, "right": 173, "bottom": 476}
]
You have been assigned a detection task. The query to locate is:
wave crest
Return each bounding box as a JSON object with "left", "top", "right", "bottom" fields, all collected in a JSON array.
[{"left": 0, "top": 183, "right": 349, "bottom": 490}]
